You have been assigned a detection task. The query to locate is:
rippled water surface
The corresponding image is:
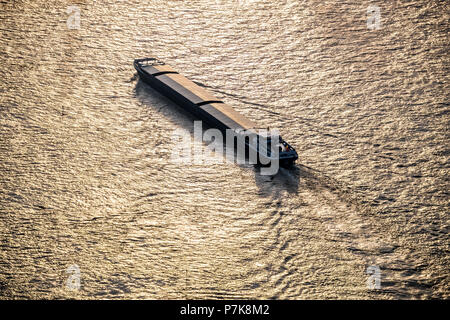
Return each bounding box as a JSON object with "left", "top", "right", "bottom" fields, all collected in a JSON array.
[{"left": 0, "top": 0, "right": 448, "bottom": 299}]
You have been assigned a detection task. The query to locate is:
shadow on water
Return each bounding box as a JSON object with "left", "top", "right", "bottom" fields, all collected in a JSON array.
[
  {"left": 253, "top": 159, "right": 371, "bottom": 210},
  {"left": 134, "top": 78, "right": 198, "bottom": 129},
  {"left": 251, "top": 163, "right": 343, "bottom": 199},
  {"left": 252, "top": 165, "right": 299, "bottom": 198}
]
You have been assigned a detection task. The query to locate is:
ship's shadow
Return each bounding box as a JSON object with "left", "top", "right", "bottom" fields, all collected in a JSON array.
[
  {"left": 133, "top": 78, "right": 321, "bottom": 197},
  {"left": 251, "top": 163, "right": 338, "bottom": 198},
  {"left": 134, "top": 78, "right": 199, "bottom": 130}
]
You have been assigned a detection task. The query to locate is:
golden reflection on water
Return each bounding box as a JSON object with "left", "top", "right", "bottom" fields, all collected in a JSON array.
[{"left": 0, "top": 0, "right": 448, "bottom": 299}]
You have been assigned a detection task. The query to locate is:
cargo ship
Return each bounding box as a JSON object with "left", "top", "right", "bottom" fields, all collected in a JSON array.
[{"left": 134, "top": 58, "right": 298, "bottom": 167}]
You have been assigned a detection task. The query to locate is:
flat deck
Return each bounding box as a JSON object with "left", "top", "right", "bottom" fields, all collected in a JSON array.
[{"left": 141, "top": 63, "right": 257, "bottom": 131}]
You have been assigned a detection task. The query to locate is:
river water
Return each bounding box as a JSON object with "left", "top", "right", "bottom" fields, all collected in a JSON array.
[{"left": 0, "top": 0, "right": 448, "bottom": 299}]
